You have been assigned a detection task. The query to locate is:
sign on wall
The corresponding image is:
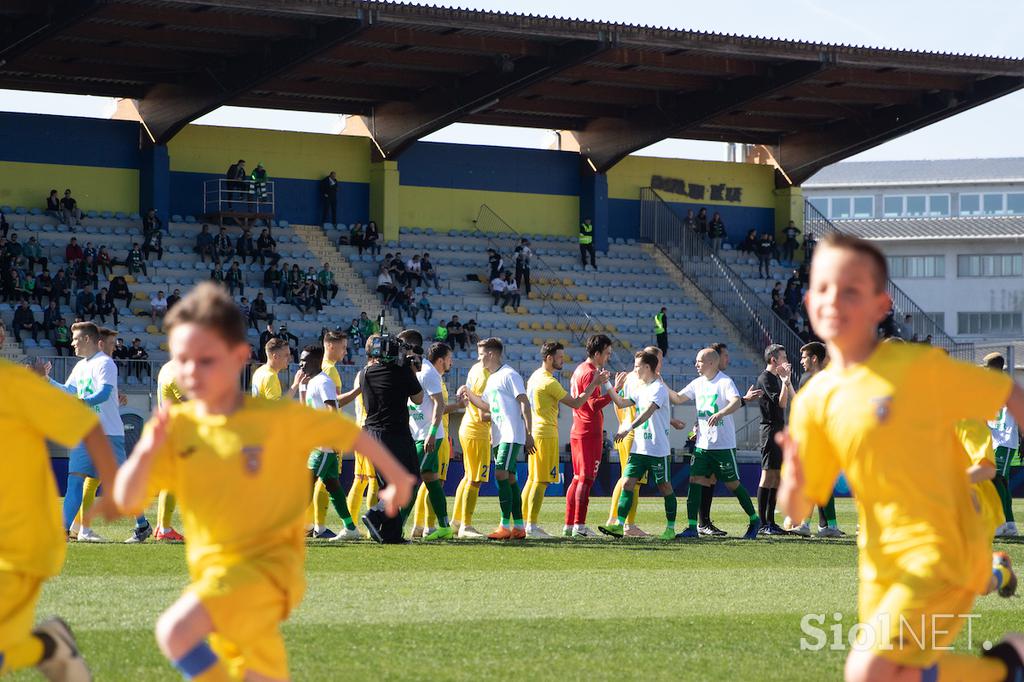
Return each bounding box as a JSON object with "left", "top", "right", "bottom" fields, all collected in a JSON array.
[{"left": 651, "top": 174, "right": 743, "bottom": 203}]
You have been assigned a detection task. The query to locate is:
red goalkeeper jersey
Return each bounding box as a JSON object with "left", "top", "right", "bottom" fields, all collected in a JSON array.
[{"left": 570, "top": 360, "right": 611, "bottom": 438}]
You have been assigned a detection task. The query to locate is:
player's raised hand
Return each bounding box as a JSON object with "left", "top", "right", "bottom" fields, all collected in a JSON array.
[
  {"left": 777, "top": 362, "right": 792, "bottom": 380},
  {"left": 31, "top": 358, "right": 52, "bottom": 377},
  {"left": 743, "top": 385, "right": 764, "bottom": 401},
  {"left": 614, "top": 371, "right": 629, "bottom": 391}
]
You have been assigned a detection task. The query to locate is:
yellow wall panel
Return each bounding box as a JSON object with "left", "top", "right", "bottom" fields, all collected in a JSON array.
[
  {"left": 399, "top": 186, "right": 578, "bottom": 236},
  {"left": 608, "top": 156, "right": 776, "bottom": 207},
  {"left": 0, "top": 161, "right": 138, "bottom": 214}
]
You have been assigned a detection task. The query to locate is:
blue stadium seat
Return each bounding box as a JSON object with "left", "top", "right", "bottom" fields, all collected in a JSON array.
[
  {"left": 171, "top": 214, "right": 183, "bottom": 222},
  {"left": 130, "top": 212, "right": 141, "bottom": 220},
  {"left": 0, "top": 206, "right": 11, "bottom": 214},
  {"left": 29, "top": 208, "right": 42, "bottom": 216},
  {"left": 278, "top": 220, "right": 289, "bottom": 228},
  {"left": 115, "top": 212, "right": 127, "bottom": 220},
  {"left": 324, "top": 223, "right": 334, "bottom": 230},
  {"left": 101, "top": 211, "right": 113, "bottom": 219},
  {"left": 86, "top": 210, "right": 98, "bottom": 218},
  {"left": 185, "top": 215, "right": 197, "bottom": 223}
]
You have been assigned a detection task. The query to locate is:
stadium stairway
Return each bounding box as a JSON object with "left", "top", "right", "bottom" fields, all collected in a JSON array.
[{"left": 291, "top": 224, "right": 381, "bottom": 319}]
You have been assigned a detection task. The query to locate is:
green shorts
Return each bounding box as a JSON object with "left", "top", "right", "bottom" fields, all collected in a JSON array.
[
  {"left": 492, "top": 443, "right": 523, "bottom": 473},
  {"left": 416, "top": 439, "right": 442, "bottom": 474},
  {"left": 995, "top": 446, "right": 1016, "bottom": 477},
  {"left": 623, "top": 453, "right": 670, "bottom": 486},
  {"left": 308, "top": 449, "right": 339, "bottom": 482},
  {"left": 690, "top": 448, "right": 739, "bottom": 483}
]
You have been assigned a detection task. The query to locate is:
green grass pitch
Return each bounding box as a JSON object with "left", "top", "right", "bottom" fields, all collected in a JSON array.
[{"left": 12, "top": 498, "right": 1023, "bottom": 681}]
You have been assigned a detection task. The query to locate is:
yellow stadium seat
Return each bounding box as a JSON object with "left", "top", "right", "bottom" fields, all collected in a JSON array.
[
  {"left": 556, "top": 322, "right": 567, "bottom": 331},
  {"left": 532, "top": 336, "right": 545, "bottom": 346},
  {"left": 517, "top": 321, "right": 530, "bottom": 331},
  {"left": 132, "top": 308, "right": 146, "bottom": 317},
  {"left": 542, "top": 321, "right": 554, "bottom": 331},
  {"left": 134, "top": 291, "right": 147, "bottom": 300},
  {"left": 123, "top": 275, "right": 135, "bottom": 284},
  {"left": 621, "top": 340, "right": 632, "bottom": 350},
  {"left": 562, "top": 277, "right": 573, "bottom": 286},
  {"left": 606, "top": 323, "right": 617, "bottom": 333},
  {"left": 558, "top": 338, "right": 570, "bottom": 348},
  {"left": 536, "top": 276, "right": 547, "bottom": 286},
  {"left": 504, "top": 306, "right": 516, "bottom": 314},
  {"left": 146, "top": 324, "right": 159, "bottom": 334},
  {"left": 159, "top": 342, "right": 169, "bottom": 351},
  {"left": 551, "top": 292, "right": 563, "bottom": 301},
  {"left": 569, "top": 322, "right": 580, "bottom": 332},
  {"left": 576, "top": 293, "right": 588, "bottom": 302},
  {"left": 516, "top": 306, "right": 528, "bottom": 315},
  {"left": 592, "top": 323, "right": 604, "bottom": 333},
  {"left": 530, "top": 322, "right": 542, "bottom": 331}
]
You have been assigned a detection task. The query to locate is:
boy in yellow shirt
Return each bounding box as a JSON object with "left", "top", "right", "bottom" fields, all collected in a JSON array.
[
  {"left": 113, "top": 283, "right": 414, "bottom": 681},
  {"left": 155, "top": 360, "right": 186, "bottom": 541},
  {"left": 779, "top": 233, "right": 1024, "bottom": 682},
  {"left": 1, "top": 348, "right": 119, "bottom": 679}
]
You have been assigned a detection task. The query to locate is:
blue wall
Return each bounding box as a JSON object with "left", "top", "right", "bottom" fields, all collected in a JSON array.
[
  {"left": 0, "top": 112, "right": 140, "bottom": 169},
  {"left": 609, "top": 197, "right": 775, "bottom": 244}
]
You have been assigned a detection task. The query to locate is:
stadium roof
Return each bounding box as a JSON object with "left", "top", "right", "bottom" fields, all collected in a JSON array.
[
  {"left": 2, "top": 1, "right": 1024, "bottom": 184},
  {"left": 806, "top": 158, "right": 1024, "bottom": 188},
  {"left": 835, "top": 215, "right": 1024, "bottom": 241}
]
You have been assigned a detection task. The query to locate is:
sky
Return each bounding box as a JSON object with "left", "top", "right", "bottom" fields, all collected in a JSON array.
[{"left": 3, "top": 0, "right": 1023, "bottom": 163}]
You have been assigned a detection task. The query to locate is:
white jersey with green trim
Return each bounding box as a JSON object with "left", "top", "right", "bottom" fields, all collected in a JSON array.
[
  {"left": 679, "top": 371, "right": 740, "bottom": 450},
  {"left": 484, "top": 364, "right": 527, "bottom": 445},
  {"left": 410, "top": 361, "right": 445, "bottom": 442},
  {"left": 627, "top": 378, "right": 671, "bottom": 457},
  {"left": 989, "top": 406, "right": 1019, "bottom": 449}
]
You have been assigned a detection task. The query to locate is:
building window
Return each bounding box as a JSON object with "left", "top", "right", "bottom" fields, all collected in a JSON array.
[
  {"left": 881, "top": 194, "right": 950, "bottom": 217},
  {"left": 853, "top": 196, "right": 873, "bottom": 218},
  {"left": 905, "top": 195, "right": 927, "bottom": 216},
  {"left": 1007, "top": 193, "right": 1024, "bottom": 215},
  {"left": 883, "top": 196, "right": 903, "bottom": 217},
  {"left": 984, "top": 193, "right": 1005, "bottom": 214},
  {"left": 809, "top": 197, "right": 828, "bottom": 217},
  {"left": 960, "top": 193, "right": 981, "bottom": 215},
  {"left": 831, "top": 197, "right": 851, "bottom": 219},
  {"left": 957, "top": 254, "right": 1024, "bottom": 278},
  {"left": 957, "top": 312, "right": 1023, "bottom": 337},
  {"left": 888, "top": 255, "right": 945, "bottom": 279},
  {"left": 929, "top": 195, "right": 950, "bottom": 216}
]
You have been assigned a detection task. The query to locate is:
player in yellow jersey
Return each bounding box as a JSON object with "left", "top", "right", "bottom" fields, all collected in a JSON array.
[
  {"left": 114, "top": 283, "right": 414, "bottom": 682},
  {"left": 345, "top": 337, "right": 381, "bottom": 529},
  {"left": 779, "top": 233, "right": 1024, "bottom": 682},
  {"left": 451, "top": 339, "right": 491, "bottom": 538},
  {"left": 250, "top": 339, "right": 301, "bottom": 402},
  {"left": 154, "top": 360, "right": 186, "bottom": 541},
  {"left": 1, "top": 349, "right": 120, "bottom": 680},
  {"left": 524, "top": 342, "right": 606, "bottom": 538}
]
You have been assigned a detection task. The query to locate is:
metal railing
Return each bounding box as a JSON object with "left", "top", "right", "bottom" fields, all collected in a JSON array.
[
  {"left": 203, "top": 179, "right": 276, "bottom": 216},
  {"left": 803, "top": 200, "right": 974, "bottom": 361},
  {"left": 639, "top": 187, "right": 806, "bottom": 377}
]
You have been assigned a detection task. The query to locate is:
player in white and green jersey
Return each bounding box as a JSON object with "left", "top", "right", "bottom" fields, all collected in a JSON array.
[
  {"left": 600, "top": 350, "right": 678, "bottom": 540},
  {"left": 409, "top": 342, "right": 454, "bottom": 541},
  {"left": 461, "top": 337, "right": 534, "bottom": 540},
  {"left": 985, "top": 352, "right": 1019, "bottom": 536}
]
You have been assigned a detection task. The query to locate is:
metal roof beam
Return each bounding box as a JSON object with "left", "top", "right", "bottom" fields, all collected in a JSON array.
[
  {"left": 137, "top": 14, "right": 370, "bottom": 144},
  {"left": 577, "top": 58, "right": 829, "bottom": 173},
  {"left": 0, "top": 0, "right": 100, "bottom": 64},
  {"left": 363, "top": 37, "right": 613, "bottom": 158},
  {"left": 777, "top": 75, "right": 1024, "bottom": 186}
]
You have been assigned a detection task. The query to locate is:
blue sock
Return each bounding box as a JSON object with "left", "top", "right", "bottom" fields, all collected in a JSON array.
[
  {"left": 62, "top": 475, "right": 85, "bottom": 530},
  {"left": 173, "top": 641, "right": 218, "bottom": 680},
  {"left": 136, "top": 515, "right": 149, "bottom": 529},
  {"left": 921, "top": 664, "right": 937, "bottom": 682}
]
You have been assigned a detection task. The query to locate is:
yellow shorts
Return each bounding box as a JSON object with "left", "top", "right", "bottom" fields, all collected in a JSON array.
[
  {"left": 354, "top": 451, "right": 376, "bottom": 478},
  {"left": 438, "top": 436, "right": 451, "bottom": 482},
  {"left": 0, "top": 571, "right": 43, "bottom": 650},
  {"left": 616, "top": 437, "right": 647, "bottom": 484},
  {"left": 528, "top": 436, "right": 560, "bottom": 484},
  {"left": 459, "top": 434, "right": 491, "bottom": 483},
  {"left": 188, "top": 561, "right": 304, "bottom": 680},
  {"left": 859, "top": 578, "right": 978, "bottom": 668}
]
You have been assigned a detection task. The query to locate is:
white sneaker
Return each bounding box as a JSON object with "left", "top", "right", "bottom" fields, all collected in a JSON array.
[
  {"left": 330, "top": 527, "right": 363, "bottom": 542},
  {"left": 69, "top": 521, "right": 81, "bottom": 536},
  {"left": 791, "top": 522, "right": 811, "bottom": 537},
  {"left": 572, "top": 525, "right": 602, "bottom": 538},
  {"left": 817, "top": 526, "right": 843, "bottom": 538},
  {"left": 526, "top": 526, "right": 554, "bottom": 539},
  {"left": 34, "top": 618, "right": 91, "bottom": 682},
  {"left": 458, "top": 525, "right": 485, "bottom": 539},
  {"left": 1004, "top": 522, "right": 1019, "bottom": 537},
  {"left": 76, "top": 528, "right": 106, "bottom": 543},
  {"left": 424, "top": 526, "right": 437, "bottom": 537}
]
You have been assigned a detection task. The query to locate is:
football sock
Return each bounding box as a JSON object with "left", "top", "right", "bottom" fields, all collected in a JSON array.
[
  {"left": 934, "top": 654, "right": 1006, "bottom": 681},
  {"left": 822, "top": 496, "right": 838, "bottom": 528},
  {"left": 313, "top": 480, "right": 330, "bottom": 529},
  {"left": 62, "top": 474, "right": 85, "bottom": 531},
  {"left": 528, "top": 482, "right": 548, "bottom": 524},
  {"left": 425, "top": 479, "right": 449, "bottom": 528},
  {"left": 573, "top": 478, "right": 594, "bottom": 525},
  {"left": 329, "top": 492, "right": 356, "bottom": 530},
  {"left": 663, "top": 494, "right": 677, "bottom": 530},
  {"left": 734, "top": 486, "right": 758, "bottom": 521},
  {"left": 0, "top": 633, "right": 46, "bottom": 674},
  {"left": 994, "top": 476, "right": 1015, "bottom": 523},
  {"left": 699, "top": 484, "right": 714, "bottom": 526},
  {"left": 450, "top": 478, "right": 465, "bottom": 526},
  {"left": 158, "top": 491, "right": 176, "bottom": 529},
  {"left": 366, "top": 477, "right": 380, "bottom": 508},
  {"left": 173, "top": 641, "right": 232, "bottom": 681},
  {"left": 767, "top": 487, "right": 778, "bottom": 526},
  {"left": 520, "top": 479, "right": 534, "bottom": 521},
  {"left": 993, "top": 564, "right": 1012, "bottom": 593},
  {"left": 616, "top": 488, "right": 634, "bottom": 525},
  {"left": 607, "top": 478, "right": 625, "bottom": 523},
  {"left": 564, "top": 477, "right": 579, "bottom": 526},
  {"left": 465, "top": 484, "right": 480, "bottom": 525},
  {"left": 347, "top": 477, "right": 368, "bottom": 522},
  {"left": 76, "top": 476, "right": 100, "bottom": 526},
  {"left": 757, "top": 486, "right": 768, "bottom": 525},
  {"left": 496, "top": 478, "right": 512, "bottom": 526},
  {"left": 509, "top": 479, "right": 524, "bottom": 525},
  {"left": 412, "top": 483, "right": 428, "bottom": 529},
  {"left": 686, "top": 483, "right": 703, "bottom": 528},
  {"left": 626, "top": 486, "right": 640, "bottom": 525},
  {"left": 817, "top": 503, "right": 828, "bottom": 529}
]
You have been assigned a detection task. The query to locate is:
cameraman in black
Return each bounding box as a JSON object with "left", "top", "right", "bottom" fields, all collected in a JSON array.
[{"left": 361, "top": 328, "right": 425, "bottom": 543}]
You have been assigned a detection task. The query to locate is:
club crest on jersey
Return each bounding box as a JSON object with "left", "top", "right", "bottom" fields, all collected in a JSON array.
[
  {"left": 870, "top": 396, "right": 893, "bottom": 423},
  {"left": 242, "top": 445, "right": 263, "bottom": 474}
]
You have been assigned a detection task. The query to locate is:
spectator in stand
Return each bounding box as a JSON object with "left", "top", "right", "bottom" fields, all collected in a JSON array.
[
  {"left": 85, "top": 242, "right": 98, "bottom": 267},
  {"left": 96, "top": 246, "right": 113, "bottom": 278},
  {"left": 225, "top": 261, "right": 245, "bottom": 297},
  {"left": 42, "top": 300, "right": 61, "bottom": 343},
  {"left": 487, "top": 248, "right": 503, "bottom": 281},
  {"left": 111, "top": 337, "right": 130, "bottom": 374},
  {"left": 52, "top": 268, "right": 72, "bottom": 305},
  {"left": 150, "top": 290, "right": 169, "bottom": 323},
  {"left": 490, "top": 271, "right": 508, "bottom": 307},
  {"left": 45, "top": 189, "right": 61, "bottom": 218},
  {"left": 0, "top": 212, "right": 7, "bottom": 238},
  {"left": 303, "top": 265, "right": 319, "bottom": 301},
  {"left": 347, "top": 222, "right": 364, "bottom": 253},
  {"left": 708, "top": 211, "right": 726, "bottom": 253},
  {"left": 5, "top": 233, "right": 24, "bottom": 269},
  {"left": 783, "top": 280, "right": 802, "bottom": 314},
  {"left": 738, "top": 229, "right": 758, "bottom": 254},
  {"left": 3, "top": 268, "right": 20, "bottom": 303},
  {"left": 95, "top": 287, "right": 118, "bottom": 325},
  {"left": 35, "top": 269, "right": 52, "bottom": 305},
  {"left": 126, "top": 242, "right": 147, "bottom": 276},
  {"left": 74, "top": 257, "right": 97, "bottom": 290},
  {"left": 19, "top": 271, "right": 39, "bottom": 304},
  {"left": 504, "top": 271, "right": 521, "bottom": 309},
  {"left": 60, "top": 189, "right": 82, "bottom": 228},
  {"left": 64, "top": 237, "right": 84, "bottom": 264},
  {"left": 389, "top": 252, "right": 408, "bottom": 287},
  {"left": 210, "top": 262, "right": 225, "bottom": 285},
  {"left": 263, "top": 262, "right": 283, "bottom": 301},
  {"left": 417, "top": 291, "right": 433, "bottom": 323},
  {"left": 683, "top": 208, "right": 698, "bottom": 237},
  {"left": 238, "top": 296, "right": 251, "bottom": 325},
  {"left": 226, "top": 159, "right": 247, "bottom": 208},
  {"left": 389, "top": 285, "right": 409, "bottom": 323},
  {"left": 75, "top": 284, "right": 96, "bottom": 318},
  {"left": 275, "top": 324, "right": 299, "bottom": 362},
  {"left": 755, "top": 231, "right": 775, "bottom": 280},
  {"left": 346, "top": 318, "right": 362, "bottom": 355},
  {"left": 166, "top": 288, "right": 182, "bottom": 311},
  {"left": 108, "top": 274, "right": 130, "bottom": 308},
  {"left": 695, "top": 207, "right": 708, "bottom": 239},
  {"left": 420, "top": 252, "right": 441, "bottom": 293},
  {"left": 802, "top": 232, "right": 817, "bottom": 264},
  {"left": 464, "top": 318, "right": 479, "bottom": 346},
  {"left": 195, "top": 224, "right": 214, "bottom": 262},
  {"left": 376, "top": 263, "right": 396, "bottom": 305},
  {"left": 53, "top": 318, "right": 72, "bottom": 356},
  {"left": 250, "top": 162, "right": 268, "bottom": 208},
  {"left": 12, "top": 300, "right": 39, "bottom": 343},
  {"left": 320, "top": 171, "right": 339, "bottom": 225},
  {"left": 781, "top": 220, "right": 801, "bottom": 265},
  {"left": 236, "top": 228, "right": 256, "bottom": 264},
  {"left": 900, "top": 314, "right": 914, "bottom": 341},
  {"left": 22, "top": 236, "right": 44, "bottom": 272},
  {"left": 404, "top": 254, "right": 423, "bottom": 288},
  {"left": 142, "top": 208, "right": 164, "bottom": 236},
  {"left": 515, "top": 239, "right": 532, "bottom": 297},
  {"left": 295, "top": 279, "right": 318, "bottom": 314},
  {"left": 317, "top": 262, "right": 338, "bottom": 301},
  {"left": 358, "top": 311, "right": 377, "bottom": 341},
  {"left": 363, "top": 220, "right": 381, "bottom": 255},
  {"left": 285, "top": 263, "right": 302, "bottom": 293},
  {"left": 446, "top": 315, "right": 467, "bottom": 351},
  {"left": 256, "top": 228, "right": 279, "bottom": 265},
  {"left": 129, "top": 338, "right": 150, "bottom": 380},
  {"left": 250, "top": 291, "right": 272, "bottom": 329},
  {"left": 214, "top": 226, "right": 234, "bottom": 264},
  {"left": 433, "top": 319, "right": 449, "bottom": 345},
  {"left": 257, "top": 323, "right": 275, "bottom": 363},
  {"left": 142, "top": 228, "right": 163, "bottom": 261}
]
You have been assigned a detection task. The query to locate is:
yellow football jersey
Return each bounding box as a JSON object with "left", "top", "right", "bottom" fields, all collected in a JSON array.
[
  {"left": 354, "top": 368, "right": 367, "bottom": 427},
  {"left": 614, "top": 373, "right": 638, "bottom": 428},
  {"left": 459, "top": 362, "right": 491, "bottom": 440},
  {"left": 322, "top": 361, "right": 342, "bottom": 392},
  {"left": 157, "top": 362, "right": 185, "bottom": 408},
  {"left": 956, "top": 418, "right": 1005, "bottom": 536},
  {"left": 144, "top": 397, "right": 361, "bottom": 582},
  {"left": 441, "top": 380, "right": 450, "bottom": 434},
  {"left": 0, "top": 360, "right": 99, "bottom": 578},
  {"left": 790, "top": 343, "right": 1010, "bottom": 592},
  {"left": 527, "top": 368, "right": 567, "bottom": 440},
  {"left": 251, "top": 364, "right": 282, "bottom": 401}
]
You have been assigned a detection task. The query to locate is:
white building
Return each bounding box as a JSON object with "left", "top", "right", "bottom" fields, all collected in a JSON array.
[{"left": 804, "top": 159, "right": 1024, "bottom": 344}]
